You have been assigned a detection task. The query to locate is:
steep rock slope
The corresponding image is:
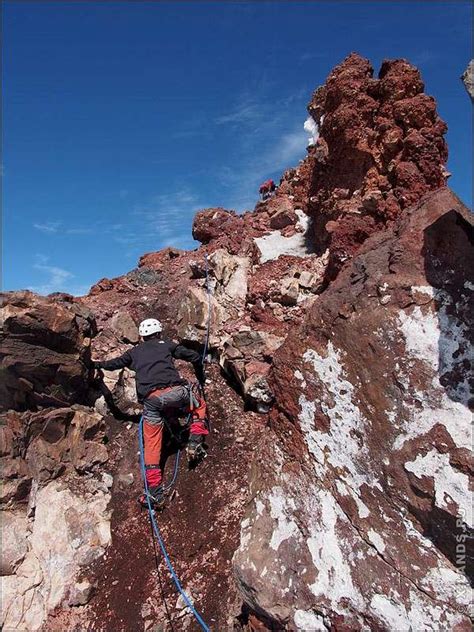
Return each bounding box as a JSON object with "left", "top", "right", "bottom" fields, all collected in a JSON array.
[{"left": 234, "top": 187, "right": 473, "bottom": 630}]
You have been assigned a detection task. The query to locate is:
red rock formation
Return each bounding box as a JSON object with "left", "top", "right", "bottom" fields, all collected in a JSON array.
[{"left": 303, "top": 54, "right": 448, "bottom": 281}]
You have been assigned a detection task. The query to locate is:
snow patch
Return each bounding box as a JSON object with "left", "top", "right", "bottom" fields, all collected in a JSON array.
[
  {"left": 304, "top": 116, "right": 319, "bottom": 146},
  {"left": 254, "top": 210, "right": 313, "bottom": 263}
]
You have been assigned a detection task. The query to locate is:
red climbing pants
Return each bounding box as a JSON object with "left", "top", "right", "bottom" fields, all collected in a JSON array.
[
  {"left": 143, "top": 421, "right": 163, "bottom": 486},
  {"left": 142, "top": 384, "right": 208, "bottom": 487}
]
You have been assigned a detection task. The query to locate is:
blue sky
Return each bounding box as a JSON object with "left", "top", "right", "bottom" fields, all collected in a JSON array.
[{"left": 3, "top": 1, "right": 472, "bottom": 295}]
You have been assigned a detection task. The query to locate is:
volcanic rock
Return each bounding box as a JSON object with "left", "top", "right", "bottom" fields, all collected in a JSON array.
[
  {"left": 192, "top": 207, "right": 242, "bottom": 244},
  {"left": 1, "top": 477, "right": 111, "bottom": 631},
  {"left": 304, "top": 54, "right": 448, "bottom": 281},
  {"left": 109, "top": 310, "right": 139, "bottom": 344},
  {"left": 0, "top": 510, "right": 28, "bottom": 575},
  {"left": 233, "top": 187, "right": 473, "bottom": 630},
  {"left": 0, "top": 291, "right": 95, "bottom": 411}
]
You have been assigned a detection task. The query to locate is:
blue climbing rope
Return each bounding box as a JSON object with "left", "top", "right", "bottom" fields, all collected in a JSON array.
[
  {"left": 138, "top": 416, "right": 210, "bottom": 632},
  {"left": 162, "top": 449, "right": 180, "bottom": 493}
]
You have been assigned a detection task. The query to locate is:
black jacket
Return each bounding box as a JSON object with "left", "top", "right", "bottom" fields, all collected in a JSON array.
[{"left": 95, "top": 338, "right": 202, "bottom": 402}]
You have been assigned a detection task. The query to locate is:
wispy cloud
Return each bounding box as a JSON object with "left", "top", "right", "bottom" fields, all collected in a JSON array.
[
  {"left": 411, "top": 50, "right": 440, "bottom": 67},
  {"left": 212, "top": 86, "right": 311, "bottom": 211},
  {"left": 110, "top": 188, "right": 209, "bottom": 256},
  {"left": 298, "top": 51, "right": 329, "bottom": 64},
  {"left": 33, "top": 221, "right": 61, "bottom": 233},
  {"left": 33, "top": 221, "right": 94, "bottom": 236},
  {"left": 29, "top": 255, "right": 90, "bottom": 296},
  {"left": 65, "top": 227, "right": 94, "bottom": 235},
  {"left": 216, "top": 100, "right": 264, "bottom": 126}
]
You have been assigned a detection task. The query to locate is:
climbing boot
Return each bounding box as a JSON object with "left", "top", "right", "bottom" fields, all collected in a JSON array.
[
  {"left": 139, "top": 485, "right": 165, "bottom": 511},
  {"left": 186, "top": 434, "right": 206, "bottom": 461}
]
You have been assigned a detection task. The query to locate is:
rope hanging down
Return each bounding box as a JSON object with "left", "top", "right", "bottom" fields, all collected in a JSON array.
[
  {"left": 138, "top": 255, "right": 213, "bottom": 630},
  {"left": 138, "top": 416, "right": 210, "bottom": 632},
  {"left": 201, "top": 254, "right": 211, "bottom": 366}
]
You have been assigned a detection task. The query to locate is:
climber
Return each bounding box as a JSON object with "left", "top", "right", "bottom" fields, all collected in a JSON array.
[
  {"left": 93, "top": 318, "right": 208, "bottom": 510},
  {"left": 259, "top": 179, "right": 276, "bottom": 201}
]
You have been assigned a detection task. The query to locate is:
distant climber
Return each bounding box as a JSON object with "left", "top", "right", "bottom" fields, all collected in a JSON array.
[
  {"left": 259, "top": 179, "right": 276, "bottom": 201},
  {"left": 93, "top": 318, "right": 208, "bottom": 510}
]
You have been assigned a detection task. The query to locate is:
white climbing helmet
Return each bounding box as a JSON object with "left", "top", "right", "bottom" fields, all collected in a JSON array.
[{"left": 138, "top": 318, "right": 163, "bottom": 337}]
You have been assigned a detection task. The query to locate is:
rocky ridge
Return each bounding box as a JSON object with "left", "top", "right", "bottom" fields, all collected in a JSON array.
[{"left": 1, "top": 53, "right": 472, "bottom": 631}]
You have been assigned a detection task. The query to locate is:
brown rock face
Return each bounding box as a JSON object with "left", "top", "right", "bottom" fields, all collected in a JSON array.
[
  {"left": 0, "top": 291, "right": 96, "bottom": 411},
  {"left": 304, "top": 54, "right": 448, "bottom": 281},
  {"left": 234, "top": 188, "right": 473, "bottom": 630}
]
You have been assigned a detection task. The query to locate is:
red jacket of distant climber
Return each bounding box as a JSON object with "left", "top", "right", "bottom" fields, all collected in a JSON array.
[{"left": 259, "top": 179, "right": 276, "bottom": 194}]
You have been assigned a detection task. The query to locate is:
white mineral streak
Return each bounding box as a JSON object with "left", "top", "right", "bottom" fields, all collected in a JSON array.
[
  {"left": 370, "top": 591, "right": 465, "bottom": 631},
  {"left": 394, "top": 296, "right": 472, "bottom": 450},
  {"left": 367, "top": 529, "right": 386, "bottom": 553},
  {"left": 254, "top": 210, "right": 313, "bottom": 263},
  {"left": 306, "top": 488, "right": 363, "bottom": 609},
  {"left": 300, "top": 343, "right": 379, "bottom": 492},
  {"left": 268, "top": 487, "right": 298, "bottom": 550},
  {"left": 421, "top": 566, "right": 472, "bottom": 608},
  {"left": 405, "top": 450, "right": 473, "bottom": 527}
]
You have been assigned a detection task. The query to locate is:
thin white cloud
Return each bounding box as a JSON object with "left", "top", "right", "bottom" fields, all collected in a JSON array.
[
  {"left": 217, "top": 123, "right": 308, "bottom": 212},
  {"left": 216, "top": 100, "right": 264, "bottom": 126},
  {"left": 29, "top": 256, "right": 90, "bottom": 296},
  {"left": 33, "top": 221, "right": 95, "bottom": 236},
  {"left": 115, "top": 187, "right": 208, "bottom": 254},
  {"left": 212, "top": 85, "right": 311, "bottom": 212},
  {"left": 33, "top": 221, "right": 61, "bottom": 233}
]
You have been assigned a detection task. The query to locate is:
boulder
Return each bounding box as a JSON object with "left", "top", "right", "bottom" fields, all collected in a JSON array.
[
  {"left": 220, "top": 331, "right": 284, "bottom": 409},
  {"left": 1, "top": 477, "right": 111, "bottom": 631},
  {"left": 0, "top": 291, "right": 95, "bottom": 412},
  {"left": 109, "top": 311, "right": 139, "bottom": 344},
  {"left": 192, "top": 207, "right": 241, "bottom": 244},
  {"left": 0, "top": 510, "right": 29, "bottom": 575},
  {"left": 176, "top": 286, "right": 224, "bottom": 344},
  {"left": 209, "top": 249, "right": 250, "bottom": 306},
  {"left": 234, "top": 188, "right": 473, "bottom": 629}
]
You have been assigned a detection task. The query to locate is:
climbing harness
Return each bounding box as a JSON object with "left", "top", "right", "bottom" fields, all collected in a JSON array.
[{"left": 139, "top": 416, "right": 210, "bottom": 632}]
